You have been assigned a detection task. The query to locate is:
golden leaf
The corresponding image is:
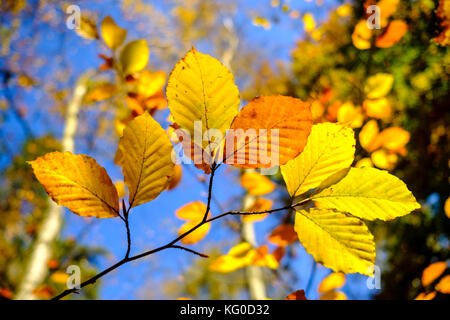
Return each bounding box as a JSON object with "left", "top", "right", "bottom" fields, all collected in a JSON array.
[
  {"left": 100, "top": 16, "right": 127, "bottom": 50},
  {"left": 268, "top": 224, "right": 298, "bottom": 247},
  {"left": 375, "top": 20, "right": 408, "bottom": 48},
  {"left": 422, "top": 261, "right": 447, "bottom": 286},
  {"left": 364, "top": 73, "right": 394, "bottom": 99},
  {"left": 320, "top": 291, "right": 347, "bottom": 300},
  {"left": 352, "top": 20, "right": 372, "bottom": 50},
  {"left": 363, "top": 98, "right": 391, "bottom": 119},
  {"left": 318, "top": 273, "right": 346, "bottom": 293},
  {"left": 118, "top": 112, "right": 174, "bottom": 207},
  {"left": 176, "top": 201, "right": 209, "bottom": 245},
  {"left": 29, "top": 151, "right": 119, "bottom": 218},
  {"left": 120, "top": 39, "right": 149, "bottom": 76},
  {"left": 435, "top": 275, "right": 450, "bottom": 294},
  {"left": 240, "top": 171, "right": 275, "bottom": 196},
  {"left": 242, "top": 198, "right": 272, "bottom": 223}
]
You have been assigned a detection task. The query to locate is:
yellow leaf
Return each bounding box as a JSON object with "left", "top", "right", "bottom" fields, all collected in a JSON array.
[
  {"left": 252, "top": 245, "right": 279, "bottom": 269},
  {"left": 445, "top": 197, "right": 450, "bottom": 219},
  {"left": 210, "top": 242, "right": 255, "bottom": 273},
  {"left": 422, "top": 261, "right": 447, "bottom": 286},
  {"left": 166, "top": 47, "right": 240, "bottom": 152},
  {"left": 371, "top": 149, "right": 398, "bottom": 170},
  {"left": 375, "top": 20, "right": 408, "bottom": 48},
  {"left": 253, "top": 16, "right": 271, "bottom": 30},
  {"left": 75, "top": 15, "right": 99, "bottom": 40},
  {"left": 242, "top": 198, "right": 272, "bottom": 223},
  {"left": 312, "top": 167, "right": 421, "bottom": 220},
  {"left": 303, "top": 13, "right": 315, "bottom": 33},
  {"left": 50, "top": 271, "right": 69, "bottom": 284},
  {"left": 352, "top": 20, "right": 372, "bottom": 50},
  {"left": 224, "top": 95, "right": 312, "bottom": 168},
  {"left": 178, "top": 220, "right": 210, "bottom": 245},
  {"left": 268, "top": 224, "right": 298, "bottom": 247},
  {"left": 281, "top": 123, "right": 355, "bottom": 197},
  {"left": 320, "top": 291, "right": 347, "bottom": 300},
  {"left": 359, "top": 120, "right": 379, "bottom": 152},
  {"left": 29, "top": 151, "right": 119, "bottom": 218},
  {"left": 295, "top": 208, "right": 375, "bottom": 275},
  {"left": 414, "top": 291, "right": 437, "bottom": 300},
  {"left": 337, "top": 102, "right": 363, "bottom": 128},
  {"left": 118, "top": 112, "right": 174, "bottom": 207},
  {"left": 435, "top": 275, "right": 450, "bottom": 294},
  {"left": 363, "top": 98, "right": 391, "bottom": 119},
  {"left": 137, "top": 70, "right": 166, "bottom": 98},
  {"left": 364, "top": 73, "right": 394, "bottom": 99},
  {"left": 120, "top": 39, "right": 149, "bottom": 76},
  {"left": 372, "top": 127, "right": 410, "bottom": 152},
  {"left": 100, "top": 16, "right": 127, "bottom": 50},
  {"left": 176, "top": 201, "right": 209, "bottom": 244},
  {"left": 175, "top": 201, "right": 206, "bottom": 220},
  {"left": 318, "top": 273, "right": 346, "bottom": 293},
  {"left": 240, "top": 171, "right": 275, "bottom": 196},
  {"left": 114, "top": 181, "right": 126, "bottom": 199},
  {"left": 85, "top": 83, "right": 118, "bottom": 102}
]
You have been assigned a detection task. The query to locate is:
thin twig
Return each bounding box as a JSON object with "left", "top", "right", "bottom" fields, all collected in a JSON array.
[{"left": 51, "top": 163, "right": 310, "bottom": 300}]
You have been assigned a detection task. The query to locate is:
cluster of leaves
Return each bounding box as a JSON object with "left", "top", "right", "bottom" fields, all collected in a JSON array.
[{"left": 29, "top": 42, "right": 421, "bottom": 298}]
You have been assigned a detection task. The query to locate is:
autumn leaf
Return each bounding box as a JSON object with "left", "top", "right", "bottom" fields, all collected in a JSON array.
[
  {"left": 210, "top": 242, "right": 255, "bottom": 273},
  {"left": 137, "top": 70, "right": 166, "bottom": 98},
  {"left": 352, "top": 20, "right": 372, "bottom": 50},
  {"left": 414, "top": 291, "right": 437, "bottom": 300},
  {"left": 295, "top": 208, "right": 375, "bottom": 275},
  {"left": 363, "top": 98, "right": 391, "bottom": 119},
  {"left": 120, "top": 39, "right": 149, "bottom": 76},
  {"left": 176, "top": 201, "right": 209, "bottom": 244},
  {"left": 100, "top": 16, "right": 127, "bottom": 50},
  {"left": 320, "top": 291, "right": 347, "bottom": 300},
  {"left": 445, "top": 197, "right": 450, "bottom": 219},
  {"left": 75, "top": 15, "right": 99, "bottom": 40},
  {"left": 422, "top": 261, "right": 447, "bottom": 287},
  {"left": 435, "top": 275, "right": 450, "bottom": 294},
  {"left": 318, "top": 273, "right": 346, "bottom": 293},
  {"left": 50, "top": 271, "right": 69, "bottom": 284},
  {"left": 252, "top": 245, "right": 279, "bottom": 269},
  {"left": 359, "top": 120, "right": 379, "bottom": 152},
  {"left": 286, "top": 290, "right": 307, "bottom": 300},
  {"left": 240, "top": 171, "right": 275, "bottom": 196},
  {"left": 29, "top": 151, "right": 119, "bottom": 218},
  {"left": 118, "top": 112, "right": 174, "bottom": 207},
  {"left": 224, "top": 95, "right": 312, "bottom": 168},
  {"left": 268, "top": 224, "right": 298, "bottom": 247},
  {"left": 375, "top": 20, "right": 408, "bottom": 48},
  {"left": 303, "top": 13, "right": 315, "bottom": 32},
  {"left": 166, "top": 47, "right": 240, "bottom": 154},
  {"left": 85, "top": 83, "right": 118, "bottom": 102},
  {"left": 337, "top": 102, "right": 363, "bottom": 128},
  {"left": 433, "top": 0, "right": 450, "bottom": 46},
  {"left": 371, "top": 127, "right": 410, "bottom": 153},
  {"left": 364, "top": 73, "right": 394, "bottom": 99},
  {"left": 167, "top": 165, "right": 182, "bottom": 190},
  {"left": 371, "top": 149, "right": 398, "bottom": 170},
  {"left": 281, "top": 123, "right": 355, "bottom": 197},
  {"left": 312, "top": 167, "right": 420, "bottom": 221},
  {"left": 378, "top": 0, "right": 400, "bottom": 28}
]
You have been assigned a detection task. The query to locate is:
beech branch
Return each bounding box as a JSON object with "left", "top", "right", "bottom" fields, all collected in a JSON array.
[{"left": 51, "top": 163, "right": 310, "bottom": 300}]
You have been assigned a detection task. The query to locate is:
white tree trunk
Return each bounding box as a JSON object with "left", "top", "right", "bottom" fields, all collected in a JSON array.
[{"left": 15, "top": 73, "right": 91, "bottom": 299}]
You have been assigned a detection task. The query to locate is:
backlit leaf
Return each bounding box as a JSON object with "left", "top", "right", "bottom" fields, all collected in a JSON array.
[
  {"left": 295, "top": 208, "right": 375, "bottom": 275},
  {"left": 364, "top": 73, "right": 394, "bottom": 99},
  {"left": 375, "top": 20, "right": 408, "bottom": 48},
  {"left": 312, "top": 167, "right": 421, "bottom": 220},
  {"left": 268, "top": 224, "right": 298, "bottom": 247},
  {"left": 118, "top": 112, "right": 174, "bottom": 207},
  {"left": 281, "top": 123, "right": 355, "bottom": 197},
  {"left": 242, "top": 198, "right": 272, "bottom": 223},
  {"left": 363, "top": 98, "right": 391, "bottom": 119},
  {"left": 224, "top": 95, "right": 312, "bottom": 168},
  {"left": 422, "top": 261, "right": 447, "bottom": 286},
  {"left": 318, "top": 272, "right": 346, "bottom": 293},
  {"left": 176, "top": 201, "right": 209, "bottom": 244},
  {"left": 352, "top": 20, "right": 372, "bottom": 50},
  {"left": 241, "top": 171, "right": 275, "bottom": 196},
  {"left": 435, "top": 275, "right": 450, "bottom": 294},
  {"left": 320, "top": 291, "right": 347, "bottom": 300},
  {"left": 414, "top": 291, "right": 437, "bottom": 300},
  {"left": 120, "top": 39, "right": 149, "bottom": 76},
  {"left": 100, "top": 16, "right": 127, "bottom": 49},
  {"left": 29, "top": 151, "right": 119, "bottom": 218},
  {"left": 359, "top": 120, "right": 379, "bottom": 152}
]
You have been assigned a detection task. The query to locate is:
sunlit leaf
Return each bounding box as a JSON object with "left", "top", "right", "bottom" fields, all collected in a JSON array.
[
  {"left": 320, "top": 291, "right": 347, "bottom": 300},
  {"left": 75, "top": 15, "right": 99, "bottom": 40},
  {"left": 352, "top": 20, "right": 372, "bottom": 50},
  {"left": 240, "top": 171, "right": 275, "bottom": 196},
  {"left": 224, "top": 95, "right": 312, "bottom": 168},
  {"left": 371, "top": 149, "right": 398, "bottom": 170},
  {"left": 422, "top": 261, "right": 447, "bottom": 286},
  {"left": 281, "top": 123, "right": 355, "bottom": 197},
  {"left": 29, "top": 151, "right": 119, "bottom": 218},
  {"left": 337, "top": 102, "right": 363, "bottom": 128},
  {"left": 295, "top": 208, "right": 375, "bottom": 275},
  {"left": 268, "top": 224, "right": 298, "bottom": 247},
  {"left": 176, "top": 201, "right": 209, "bottom": 244},
  {"left": 167, "top": 165, "right": 182, "bottom": 190},
  {"left": 359, "top": 120, "right": 379, "bottom": 152},
  {"left": 435, "top": 275, "right": 450, "bottom": 294},
  {"left": 414, "top": 291, "right": 437, "bottom": 300},
  {"left": 242, "top": 198, "right": 273, "bottom": 223},
  {"left": 120, "top": 39, "right": 149, "bottom": 75},
  {"left": 303, "top": 13, "right": 315, "bottom": 33},
  {"left": 312, "top": 167, "right": 421, "bottom": 220},
  {"left": 364, "top": 73, "right": 394, "bottom": 99},
  {"left": 375, "top": 20, "right": 408, "bottom": 48},
  {"left": 118, "top": 112, "right": 174, "bottom": 207},
  {"left": 363, "top": 98, "right": 391, "bottom": 119},
  {"left": 100, "top": 16, "right": 127, "bottom": 49},
  {"left": 318, "top": 273, "right": 346, "bottom": 293}
]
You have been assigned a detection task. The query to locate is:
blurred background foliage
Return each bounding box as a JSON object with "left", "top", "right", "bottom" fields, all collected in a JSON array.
[{"left": 0, "top": 0, "right": 448, "bottom": 300}]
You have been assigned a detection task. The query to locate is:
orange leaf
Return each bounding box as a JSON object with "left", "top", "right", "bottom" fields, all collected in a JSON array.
[
  {"left": 422, "top": 262, "right": 447, "bottom": 286},
  {"left": 375, "top": 20, "right": 408, "bottom": 48},
  {"left": 286, "top": 289, "right": 307, "bottom": 300},
  {"left": 268, "top": 224, "right": 298, "bottom": 247},
  {"left": 414, "top": 291, "right": 437, "bottom": 300},
  {"left": 435, "top": 275, "right": 450, "bottom": 294},
  {"left": 224, "top": 95, "right": 312, "bottom": 168}
]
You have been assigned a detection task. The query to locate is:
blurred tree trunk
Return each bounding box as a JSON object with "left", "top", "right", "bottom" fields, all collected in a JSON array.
[{"left": 15, "top": 72, "right": 92, "bottom": 300}]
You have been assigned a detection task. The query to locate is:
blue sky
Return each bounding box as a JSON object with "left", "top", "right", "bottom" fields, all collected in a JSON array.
[{"left": 1, "top": 0, "right": 379, "bottom": 300}]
